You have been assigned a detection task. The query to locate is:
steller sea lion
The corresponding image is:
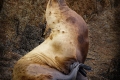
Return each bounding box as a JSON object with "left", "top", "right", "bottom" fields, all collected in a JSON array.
[{"left": 13, "top": 0, "right": 89, "bottom": 80}]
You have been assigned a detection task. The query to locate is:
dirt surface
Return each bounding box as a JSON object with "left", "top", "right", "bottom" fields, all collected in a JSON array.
[
  {"left": 86, "top": 9, "right": 119, "bottom": 80},
  {"left": 0, "top": 0, "right": 120, "bottom": 80}
]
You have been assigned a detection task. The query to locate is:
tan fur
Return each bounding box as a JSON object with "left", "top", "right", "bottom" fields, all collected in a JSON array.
[{"left": 13, "top": 0, "right": 89, "bottom": 80}]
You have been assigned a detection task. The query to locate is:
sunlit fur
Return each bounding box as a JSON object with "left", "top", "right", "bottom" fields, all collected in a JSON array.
[{"left": 13, "top": 0, "right": 89, "bottom": 80}]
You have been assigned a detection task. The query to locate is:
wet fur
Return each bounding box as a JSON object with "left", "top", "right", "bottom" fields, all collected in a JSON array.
[{"left": 13, "top": 0, "right": 89, "bottom": 80}]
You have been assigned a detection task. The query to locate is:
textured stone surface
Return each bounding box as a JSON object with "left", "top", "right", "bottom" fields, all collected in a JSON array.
[{"left": 0, "top": 0, "right": 120, "bottom": 80}]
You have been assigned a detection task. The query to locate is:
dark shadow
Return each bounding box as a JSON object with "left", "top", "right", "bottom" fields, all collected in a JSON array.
[
  {"left": 107, "top": 0, "right": 120, "bottom": 80},
  {"left": 114, "top": 0, "right": 120, "bottom": 8},
  {"left": 0, "top": 0, "right": 4, "bottom": 12}
]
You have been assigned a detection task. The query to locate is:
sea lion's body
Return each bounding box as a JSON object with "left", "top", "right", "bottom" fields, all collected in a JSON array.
[{"left": 13, "top": 0, "right": 89, "bottom": 80}]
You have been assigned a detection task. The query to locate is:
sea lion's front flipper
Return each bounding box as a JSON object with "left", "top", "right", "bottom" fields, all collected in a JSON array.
[
  {"left": 55, "top": 62, "right": 91, "bottom": 80},
  {"left": 79, "top": 63, "right": 92, "bottom": 77},
  {"left": 56, "top": 62, "right": 80, "bottom": 80}
]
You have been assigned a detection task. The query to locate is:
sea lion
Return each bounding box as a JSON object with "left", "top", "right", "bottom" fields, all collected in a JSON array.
[
  {"left": 13, "top": 61, "right": 81, "bottom": 80},
  {"left": 13, "top": 0, "right": 89, "bottom": 80}
]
